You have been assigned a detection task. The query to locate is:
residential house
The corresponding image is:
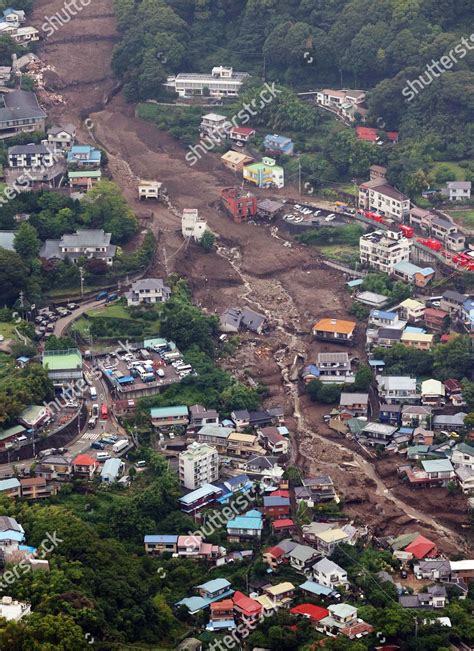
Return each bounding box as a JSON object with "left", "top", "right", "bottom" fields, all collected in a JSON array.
[
  {"left": 371, "top": 327, "right": 403, "bottom": 348},
  {"left": 312, "top": 557, "right": 349, "bottom": 589},
  {"left": 220, "top": 306, "right": 266, "bottom": 334},
  {"left": 197, "top": 578, "right": 233, "bottom": 602},
  {"left": 47, "top": 124, "right": 76, "bottom": 150},
  {"left": 0, "top": 517, "right": 24, "bottom": 553},
  {"left": 440, "top": 290, "right": 467, "bottom": 318},
  {"left": 164, "top": 67, "right": 250, "bottom": 97},
  {"left": 339, "top": 392, "right": 369, "bottom": 417},
  {"left": 450, "top": 559, "right": 474, "bottom": 583},
  {"left": 125, "top": 278, "right": 171, "bottom": 306},
  {"left": 68, "top": 169, "right": 101, "bottom": 188},
  {"left": 200, "top": 112, "right": 228, "bottom": 137},
  {"left": 402, "top": 405, "right": 432, "bottom": 429},
  {"left": 377, "top": 376, "right": 419, "bottom": 404},
  {"left": 315, "top": 352, "right": 355, "bottom": 384},
  {"left": 369, "top": 309, "right": 399, "bottom": 328},
  {"left": 221, "top": 187, "right": 257, "bottom": 223},
  {"left": 150, "top": 405, "right": 189, "bottom": 428},
  {"left": 72, "top": 454, "right": 97, "bottom": 480},
  {"left": 67, "top": 144, "right": 101, "bottom": 168},
  {"left": 11, "top": 26, "right": 39, "bottom": 44},
  {"left": 398, "top": 298, "right": 425, "bottom": 322},
  {"left": 451, "top": 443, "right": 474, "bottom": 471},
  {"left": 241, "top": 308, "right": 266, "bottom": 334},
  {"left": 227, "top": 432, "right": 264, "bottom": 458},
  {"left": 433, "top": 412, "right": 467, "bottom": 432},
  {"left": 18, "top": 405, "right": 50, "bottom": 430},
  {"left": 263, "top": 134, "right": 294, "bottom": 156},
  {"left": 315, "top": 528, "right": 349, "bottom": 556},
  {"left": 399, "top": 585, "right": 447, "bottom": 609},
  {"left": 359, "top": 230, "right": 411, "bottom": 273},
  {"left": 312, "top": 318, "right": 356, "bottom": 344},
  {"left": 197, "top": 425, "right": 232, "bottom": 453},
  {"left": 40, "top": 230, "right": 116, "bottom": 265},
  {"left": 0, "top": 90, "right": 46, "bottom": 137},
  {"left": 138, "top": 179, "right": 164, "bottom": 200},
  {"left": 179, "top": 442, "right": 219, "bottom": 490},
  {"left": 263, "top": 539, "right": 297, "bottom": 569},
  {"left": 232, "top": 591, "right": 262, "bottom": 624},
  {"left": 360, "top": 422, "right": 397, "bottom": 447},
  {"left": 462, "top": 297, "right": 474, "bottom": 333},
  {"left": 288, "top": 544, "right": 319, "bottom": 574},
  {"left": 443, "top": 181, "right": 471, "bottom": 201},
  {"left": 178, "top": 208, "right": 208, "bottom": 242},
  {"left": 414, "top": 559, "right": 451, "bottom": 581},
  {"left": 357, "top": 126, "right": 398, "bottom": 143},
  {"left": 272, "top": 519, "right": 296, "bottom": 536},
  {"left": 299, "top": 579, "right": 337, "bottom": 600},
  {"left": 19, "top": 477, "right": 56, "bottom": 500},
  {"left": 400, "top": 330, "right": 434, "bottom": 351},
  {"left": 258, "top": 427, "right": 289, "bottom": 455},
  {"left": 207, "top": 599, "right": 235, "bottom": 631},
  {"left": 221, "top": 150, "right": 253, "bottom": 172},
  {"left": 359, "top": 180, "right": 410, "bottom": 222},
  {"left": 296, "top": 476, "right": 337, "bottom": 506},
  {"left": 262, "top": 582, "right": 295, "bottom": 609},
  {"left": 144, "top": 535, "right": 178, "bottom": 555},
  {"left": 263, "top": 495, "right": 290, "bottom": 518},
  {"left": 0, "top": 478, "right": 21, "bottom": 498},
  {"left": 189, "top": 405, "right": 219, "bottom": 431},
  {"left": 290, "top": 603, "right": 330, "bottom": 625},
  {"left": 317, "top": 603, "right": 374, "bottom": 639},
  {"left": 392, "top": 261, "right": 435, "bottom": 287},
  {"left": 408, "top": 459, "right": 456, "bottom": 487},
  {"left": 404, "top": 534, "right": 438, "bottom": 559},
  {"left": 8, "top": 143, "right": 56, "bottom": 169},
  {"left": 379, "top": 403, "right": 401, "bottom": 426},
  {"left": 256, "top": 198, "right": 284, "bottom": 220},
  {"left": 178, "top": 483, "right": 222, "bottom": 514},
  {"left": 3, "top": 8, "right": 26, "bottom": 22},
  {"left": 229, "top": 126, "right": 255, "bottom": 143},
  {"left": 36, "top": 454, "right": 71, "bottom": 482},
  {"left": 243, "top": 157, "right": 284, "bottom": 189},
  {"left": 455, "top": 466, "right": 474, "bottom": 494},
  {"left": 421, "top": 379, "right": 445, "bottom": 407},
  {"left": 176, "top": 535, "right": 221, "bottom": 561},
  {"left": 424, "top": 308, "right": 448, "bottom": 332},
  {"left": 444, "top": 378, "right": 464, "bottom": 406},
  {"left": 226, "top": 509, "right": 263, "bottom": 543}
]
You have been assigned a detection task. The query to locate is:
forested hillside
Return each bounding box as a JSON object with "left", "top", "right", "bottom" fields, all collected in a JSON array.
[{"left": 113, "top": 0, "right": 473, "bottom": 160}]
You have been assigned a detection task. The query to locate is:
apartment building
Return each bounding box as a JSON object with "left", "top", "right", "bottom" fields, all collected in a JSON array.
[
  {"left": 200, "top": 113, "right": 228, "bottom": 137},
  {"left": 179, "top": 442, "right": 219, "bottom": 490},
  {"left": 181, "top": 208, "right": 207, "bottom": 241},
  {"left": 8, "top": 143, "right": 56, "bottom": 168},
  {"left": 0, "top": 90, "right": 46, "bottom": 138},
  {"left": 360, "top": 230, "right": 411, "bottom": 274},
  {"left": 358, "top": 180, "right": 410, "bottom": 222},
  {"left": 164, "top": 66, "right": 250, "bottom": 97},
  {"left": 315, "top": 352, "right": 355, "bottom": 384}
]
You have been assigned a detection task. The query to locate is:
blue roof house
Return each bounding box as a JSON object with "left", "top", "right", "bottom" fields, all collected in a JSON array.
[
  {"left": 263, "top": 134, "right": 294, "bottom": 156},
  {"left": 227, "top": 509, "right": 263, "bottom": 542},
  {"left": 176, "top": 578, "right": 233, "bottom": 614},
  {"left": 67, "top": 145, "right": 101, "bottom": 168},
  {"left": 462, "top": 298, "right": 474, "bottom": 332},
  {"left": 100, "top": 458, "right": 124, "bottom": 482}
]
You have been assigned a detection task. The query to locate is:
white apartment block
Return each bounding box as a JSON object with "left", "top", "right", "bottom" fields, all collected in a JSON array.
[
  {"left": 179, "top": 442, "right": 219, "bottom": 490},
  {"left": 164, "top": 67, "right": 250, "bottom": 98},
  {"left": 8, "top": 143, "right": 56, "bottom": 168},
  {"left": 359, "top": 180, "right": 410, "bottom": 222},
  {"left": 200, "top": 113, "right": 228, "bottom": 137},
  {"left": 181, "top": 208, "right": 207, "bottom": 241},
  {"left": 360, "top": 230, "right": 411, "bottom": 274}
]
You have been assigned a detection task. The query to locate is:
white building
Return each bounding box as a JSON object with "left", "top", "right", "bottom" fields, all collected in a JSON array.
[
  {"left": 181, "top": 208, "right": 207, "bottom": 241},
  {"left": 377, "top": 376, "right": 419, "bottom": 404},
  {"left": 359, "top": 180, "right": 410, "bottom": 222},
  {"left": 138, "top": 179, "right": 164, "bottom": 200},
  {"left": 39, "top": 229, "right": 116, "bottom": 265},
  {"left": 179, "top": 442, "right": 219, "bottom": 490},
  {"left": 125, "top": 278, "right": 171, "bottom": 306},
  {"left": 200, "top": 113, "right": 228, "bottom": 137},
  {"left": 0, "top": 596, "right": 31, "bottom": 621},
  {"left": 47, "top": 124, "right": 76, "bottom": 150},
  {"left": 443, "top": 181, "right": 471, "bottom": 202},
  {"left": 312, "top": 557, "right": 349, "bottom": 589},
  {"left": 360, "top": 230, "right": 411, "bottom": 274},
  {"left": 8, "top": 143, "right": 56, "bottom": 168},
  {"left": 165, "top": 66, "right": 250, "bottom": 98}
]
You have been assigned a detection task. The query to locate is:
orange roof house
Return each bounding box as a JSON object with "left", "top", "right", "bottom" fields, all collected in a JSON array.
[
  {"left": 405, "top": 534, "right": 437, "bottom": 559},
  {"left": 312, "top": 318, "right": 356, "bottom": 343}
]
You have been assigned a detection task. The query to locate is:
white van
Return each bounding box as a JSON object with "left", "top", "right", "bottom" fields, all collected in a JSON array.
[
  {"left": 96, "top": 452, "right": 110, "bottom": 462},
  {"left": 90, "top": 386, "right": 97, "bottom": 400}
]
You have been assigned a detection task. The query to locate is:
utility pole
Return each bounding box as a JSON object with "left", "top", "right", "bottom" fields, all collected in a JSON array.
[
  {"left": 79, "top": 266, "right": 84, "bottom": 298},
  {"left": 298, "top": 159, "right": 302, "bottom": 195},
  {"left": 163, "top": 246, "right": 169, "bottom": 276}
]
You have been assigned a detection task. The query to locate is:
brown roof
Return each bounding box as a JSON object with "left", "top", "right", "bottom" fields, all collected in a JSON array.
[{"left": 20, "top": 476, "right": 46, "bottom": 487}]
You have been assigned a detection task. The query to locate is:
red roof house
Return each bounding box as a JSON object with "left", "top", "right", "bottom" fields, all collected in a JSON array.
[
  {"left": 290, "top": 603, "right": 329, "bottom": 623},
  {"left": 233, "top": 591, "right": 262, "bottom": 621},
  {"left": 270, "top": 489, "right": 290, "bottom": 498},
  {"left": 356, "top": 126, "right": 398, "bottom": 143},
  {"left": 72, "top": 454, "right": 98, "bottom": 479},
  {"left": 272, "top": 518, "right": 295, "bottom": 533},
  {"left": 405, "top": 534, "right": 437, "bottom": 559}
]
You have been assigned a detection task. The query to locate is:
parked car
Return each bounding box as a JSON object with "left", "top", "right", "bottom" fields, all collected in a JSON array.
[
  {"left": 90, "top": 441, "right": 105, "bottom": 450},
  {"left": 96, "top": 291, "right": 108, "bottom": 301}
]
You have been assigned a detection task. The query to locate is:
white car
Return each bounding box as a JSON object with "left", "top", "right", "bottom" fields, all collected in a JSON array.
[
  {"left": 0, "top": 335, "right": 4, "bottom": 342},
  {"left": 325, "top": 214, "right": 336, "bottom": 222}
]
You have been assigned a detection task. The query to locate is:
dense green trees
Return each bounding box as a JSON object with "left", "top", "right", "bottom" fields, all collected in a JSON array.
[
  {"left": 0, "top": 359, "right": 53, "bottom": 426},
  {"left": 0, "top": 248, "right": 29, "bottom": 306}
]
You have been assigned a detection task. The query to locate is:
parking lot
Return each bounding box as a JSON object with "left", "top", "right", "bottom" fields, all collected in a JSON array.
[
  {"left": 34, "top": 303, "right": 79, "bottom": 339},
  {"left": 279, "top": 201, "right": 354, "bottom": 233},
  {"left": 98, "top": 340, "right": 194, "bottom": 398}
]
